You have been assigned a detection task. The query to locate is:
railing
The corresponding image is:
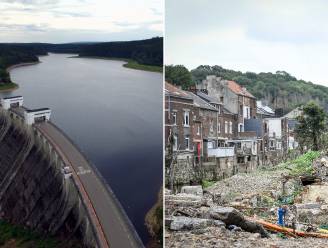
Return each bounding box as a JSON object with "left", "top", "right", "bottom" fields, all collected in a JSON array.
[
  {"left": 208, "top": 147, "right": 235, "bottom": 157},
  {"left": 48, "top": 122, "right": 144, "bottom": 247}
]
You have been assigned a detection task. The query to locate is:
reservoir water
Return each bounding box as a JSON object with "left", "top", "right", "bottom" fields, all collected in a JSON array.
[{"left": 0, "top": 53, "right": 163, "bottom": 244}]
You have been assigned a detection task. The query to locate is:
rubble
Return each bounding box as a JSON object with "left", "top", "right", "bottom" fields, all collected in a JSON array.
[{"left": 166, "top": 155, "right": 328, "bottom": 247}]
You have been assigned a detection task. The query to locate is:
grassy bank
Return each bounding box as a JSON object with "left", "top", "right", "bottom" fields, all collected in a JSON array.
[
  {"left": 145, "top": 188, "right": 163, "bottom": 247},
  {"left": 0, "top": 220, "right": 82, "bottom": 248},
  {"left": 72, "top": 56, "right": 163, "bottom": 73},
  {"left": 0, "top": 82, "right": 18, "bottom": 92}
]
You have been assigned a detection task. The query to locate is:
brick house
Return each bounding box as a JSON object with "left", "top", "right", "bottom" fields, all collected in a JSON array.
[
  {"left": 165, "top": 82, "right": 195, "bottom": 158},
  {"left": 195, "top": 90, "right": 237, "bottom": 147},
  {"left": 185, "top": 91, "right": 218, "bottom": 158}
]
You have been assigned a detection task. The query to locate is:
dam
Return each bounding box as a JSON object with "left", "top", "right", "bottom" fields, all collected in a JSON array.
[{"left": 0, "top": 96, "right": 143, "bottom": 247}]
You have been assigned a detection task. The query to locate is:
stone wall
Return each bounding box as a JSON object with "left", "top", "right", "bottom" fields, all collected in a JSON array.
[{"left": 165, "top": 156, "right": 238, "bottom": 186}]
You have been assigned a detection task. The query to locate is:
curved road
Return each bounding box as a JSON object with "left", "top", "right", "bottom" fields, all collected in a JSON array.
[{"left": 37, "top": 121, "right": 143, "bottom": 248}]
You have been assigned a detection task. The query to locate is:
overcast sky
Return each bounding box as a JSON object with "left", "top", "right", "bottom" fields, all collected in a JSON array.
[
  {"left": 166, "top": 0, "right": 328, "bottom": 86},
  {"left": 0, "top": 0, "right": 162, "bottom": 43}
]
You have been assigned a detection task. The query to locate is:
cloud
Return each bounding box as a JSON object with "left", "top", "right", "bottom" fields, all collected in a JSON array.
[
  {"left": 0, "top": 23, "right": 47, "bottom": 32},
  {"left": 166, "top": 0, "right": 328, "bottom": 86}
]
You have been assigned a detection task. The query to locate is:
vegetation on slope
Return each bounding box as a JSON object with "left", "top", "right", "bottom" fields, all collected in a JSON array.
[
  {"left": 145, "top": 188, "right": 163, "bottom": 247},
  {"left": 0, "top": 220, "right": 82, "bottom": 248},
  {"left": 165, "top": 64, "right": 328, "bottom": 112}
]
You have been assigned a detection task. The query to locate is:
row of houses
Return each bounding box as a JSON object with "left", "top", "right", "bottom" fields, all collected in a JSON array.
[{"left": 165, "top": 76, "right": 300, "bottom": 182}]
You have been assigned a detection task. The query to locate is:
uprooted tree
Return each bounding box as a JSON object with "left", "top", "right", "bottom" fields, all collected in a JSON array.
[{"left": 295, "top": 102, "right": 326, "bottom": 151}]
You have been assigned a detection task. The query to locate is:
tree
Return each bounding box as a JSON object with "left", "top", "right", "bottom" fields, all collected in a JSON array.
[
  {"left": 295, "top": 102, "right": 326, "bottom": 151},
  {"left": 165, "top": 65, "right": 192, "bottom": 89}
]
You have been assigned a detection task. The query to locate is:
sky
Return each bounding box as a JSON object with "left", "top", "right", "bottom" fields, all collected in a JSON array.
[
  {"left": 0, "top": 0, "right": 162, "bottom": 43},
  {"left": 166, "top": 0, "right": 328, "bottom": 86}
]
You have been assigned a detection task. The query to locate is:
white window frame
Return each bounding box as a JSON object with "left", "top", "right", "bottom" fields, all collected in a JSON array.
[
  {"left": 218, "top": 122, "right": 221, "bottom": 133},
  {"left": 183, "top": 111, "right": 190, "bottom": 127},
  {"left": 229, "top": 121, "right": 232, "bottom": 134},
  {"left": 224, "top": 121, "right": 228, "bottom": 133},
  {"left": 185, "top": 136, "right": 190, "bottom": 150},
  {"left": 173, "top": 135, "right": 178, "bottom": 151},
  {"left": 172, "top": 112, "right": 177, "bottom": 125},
  {"left": 210, "top": 120, "right": 214, "bottom": 133},
  {"left": 197, "top": 124, "right": 200, "bottom": 135}
]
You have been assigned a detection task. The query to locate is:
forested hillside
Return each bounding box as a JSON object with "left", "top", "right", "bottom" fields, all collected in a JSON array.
[
  {"left": 191, "top": 65, "right": 328, "bottom": 112},
  {"left": 0, "top": 37, "right": 163, "bottom": 87},
  {"left": 0, "top": 45, "right": 42, "bottom": 84},
  {"left": 165, "top": 64, "right": 328, "bottom": 113}
]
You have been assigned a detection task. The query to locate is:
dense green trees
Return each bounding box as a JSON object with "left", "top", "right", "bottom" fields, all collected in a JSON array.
[
  {"left": 0, "top": 38, "right": 163, "bottom": 84},
  {"left": 165, "top": 65, "right": 192, "bottom": 89},
  {"left": 190, "top": 65, "right": 328, "bottom": 112},
  {"left": 295, "top": 102, "right": 327, "bottom": 151}
]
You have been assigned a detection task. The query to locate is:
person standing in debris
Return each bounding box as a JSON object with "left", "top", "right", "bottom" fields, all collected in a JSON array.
[{"left": 278, "top": 206, "right": 287, "bottom": 226}]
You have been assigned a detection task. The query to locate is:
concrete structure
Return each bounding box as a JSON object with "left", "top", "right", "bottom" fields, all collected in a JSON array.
[
  {"left": 1, "top": 96, "right": 23, "bottom": 110},
  {"left": 24, "top": 108, "right": 51, "bottom": 125},
  {"left": 1, "top": 99, "right": 143, "bottom": 248}
]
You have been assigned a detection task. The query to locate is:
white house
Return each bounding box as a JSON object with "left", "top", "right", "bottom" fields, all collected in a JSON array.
[
  {"left": 24, "top": 108, "right": 51, "bottom": 125},
  {"left": 1, "top": 96, "right": 23, "bottom": 110}
]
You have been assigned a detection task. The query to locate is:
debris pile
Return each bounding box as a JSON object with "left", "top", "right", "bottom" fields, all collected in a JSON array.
[{"left": 165, "top": 153, "right": 328, "bottom": 247}]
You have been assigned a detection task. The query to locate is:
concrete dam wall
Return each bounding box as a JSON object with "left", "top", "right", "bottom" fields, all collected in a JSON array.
[{"left": 0, "top": 110, "right": 97, "bottom": 247}]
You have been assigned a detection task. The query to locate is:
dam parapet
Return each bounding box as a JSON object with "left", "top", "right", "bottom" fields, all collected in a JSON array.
[{"left": 0, "top": 96, "right": 144, "bottom": 248}]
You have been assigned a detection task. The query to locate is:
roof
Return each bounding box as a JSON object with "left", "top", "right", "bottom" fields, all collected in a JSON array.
[
  {"left": 226, "top": 80, "right": 255, "bottom": 98},
  {"left": 26, "top": 108, "right": 50, "bottom": 113},
  {"left": 256, "top": 101, "right": 275, "bottom": 116},
  {"left": 165, "top": 82, "right": 192, "bottom": 100},
  {"left": 3, "top": 96, "right": 23, "bottom": 99},
  {"left": 186, "top": 92, "right": 218, "bottom": 111},
  {"left": 284, "top": 107, "right": 302, "bottom": 119},
  {"left": 196, "top": 91, "right": 221, "bottom": 104}
]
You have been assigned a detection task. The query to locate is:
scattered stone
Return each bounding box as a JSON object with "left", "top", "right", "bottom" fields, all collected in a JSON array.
[
  {"left": 170, "top": 217, "right": 212, "bottom": 231},
  {"left": 180, "top": 185, "right": 203, "bottom": 196}
]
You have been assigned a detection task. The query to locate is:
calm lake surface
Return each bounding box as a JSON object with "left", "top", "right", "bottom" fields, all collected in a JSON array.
[{"left": 1, "top": 53, "right": 163, "bottom": 244}]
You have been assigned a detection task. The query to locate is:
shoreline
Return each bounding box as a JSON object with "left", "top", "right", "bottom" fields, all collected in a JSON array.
[
  {"left": 6, "top": 61, "right": 40, "bottom": 73},
  {"left": 71, "top": 56, "right": 163, "bottom": 73},
  {"left": 0, "top": 61, "right": 40, "bottom": 93}
]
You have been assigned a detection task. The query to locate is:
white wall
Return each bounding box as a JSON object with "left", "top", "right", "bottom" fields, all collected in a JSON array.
[{"left": 267, "top": 118, "right": 282, "bottom": 138}]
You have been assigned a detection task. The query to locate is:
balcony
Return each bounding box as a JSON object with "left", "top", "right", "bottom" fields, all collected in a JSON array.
[{"left": 207, "top": 147, "right": 235, "bottom": 158}]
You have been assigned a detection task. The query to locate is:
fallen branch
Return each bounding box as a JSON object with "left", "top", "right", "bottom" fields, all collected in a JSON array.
[{"left": 249, "top": 217, "right": 328, "bottom": 239}]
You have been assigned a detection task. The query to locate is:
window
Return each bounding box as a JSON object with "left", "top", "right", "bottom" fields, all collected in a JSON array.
[
  {"left": 218, "top": 105, "right": 221, "bottom": 114},
  {"left": 210, "top": 120, "right": 214, "bottom": 133},
  {"left": 218, "top": 122, "right": 221, "bottom": 133},
  {"left": 225, "top": 121, "right": 228, "bottom": 133},
  {"left": 238, "top": 124, "right": 243, "bottom": 132},
  {"left": 246, "top": 108, "right": 249, "bottom": 119},
  {"left": 173, "top": 135, "right": 178, "bottom": 151},
  {"left": 237, "top": 157, "right": 244, "bottom": 163},
  {"left": 229, "top": 121, "right": 232, "bottom": 134},
  {"left": 172, "top": 112, "right": 177, "bottom": 125},
  {"left": 270, "top": 140, "right": 274, "bottom": 147},
  {"left": 197, "top": 124, "right": 200, "bottom": 135},
  {"left": 183, "top": 111, "right": 190, "bottom": 126},
  {"left": 184, "top": 136, "right": 190, "bottom": 150},
  {"left": 220, "top": 96, "right": 224, "bottom": 102}
]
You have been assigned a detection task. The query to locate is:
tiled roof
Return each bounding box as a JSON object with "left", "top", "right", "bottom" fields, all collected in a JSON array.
[
  {"left": 186, "top": 92, "right": 218, "bottom": 111},
  {"left": 165, "top": 82, "right": 192, "bottom": 99},
  {"left": 196, "top": 91, "right": 221, "bottom": 104},
  {"left": 227, "top": 80, "right": 255, "bottom": 98}
]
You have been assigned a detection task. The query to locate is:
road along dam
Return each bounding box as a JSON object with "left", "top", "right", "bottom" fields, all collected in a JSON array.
[{"left": 0, "top": 96, "right": 143, "bottom": 248}]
